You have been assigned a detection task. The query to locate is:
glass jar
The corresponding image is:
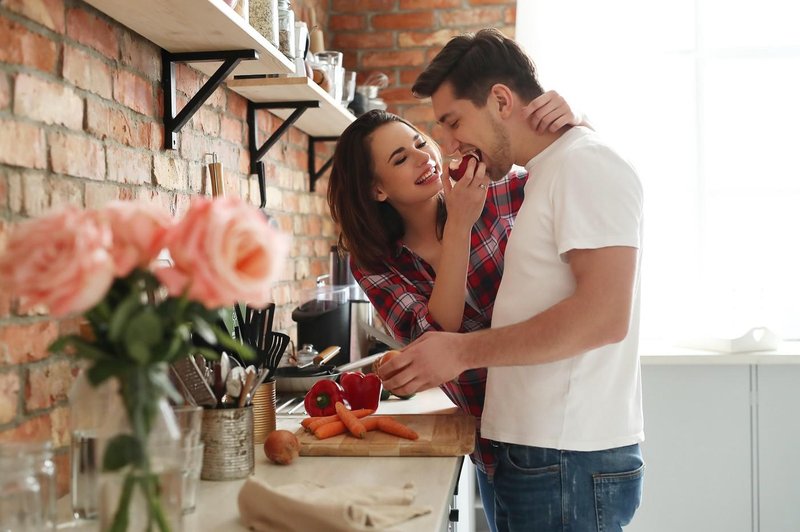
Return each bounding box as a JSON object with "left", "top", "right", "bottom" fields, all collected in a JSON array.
[
  {"left": 315, "top": 51, "right": 344, "bottom": 103},
  {"left": 0, "top": 441, "right": 56, "bottom": 530},
  {"left": 0, "top": 454, "right": 44, "bottom": 531},
  {"left": 250, "top": 0, "right": 278, "bottom": 48},
  {"left": 277, "top": 0, "right": 296, "bottom": 59}
]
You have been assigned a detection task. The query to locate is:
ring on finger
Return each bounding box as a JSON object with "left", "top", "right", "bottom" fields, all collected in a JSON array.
[{"left": 478, "top": 183, "right": 487, "bottom": 190}]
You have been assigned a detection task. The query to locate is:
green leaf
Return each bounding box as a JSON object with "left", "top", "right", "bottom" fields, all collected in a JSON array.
[
  {"left": 108, "top": 473, "right": 135, "bottom": 532},
  {"left": 87, "top": 361, "right": 124, "bottom": 386},
  {"left": 126, "top": 342, "right": 151, "bottom": 365},
  {"left": 150, "top": 369, "right": 182, "bottom": 404},
  {"left": 48, "top": 335, "right": 111, "bottom": 361},
  {"left": 125, "top": 309, "right": 163, "bottom": 347},
  {"left": 193, "top": 346, "right": 221, "bottom": 362},
  {"left": 191, "top": 315, "right": 216, "bottom": 345},
  {"left": 109, "top": 293, "right": 143, "bottom": 342},
  {"left": 103, "top": 434, "right": 143, "bottom": 471}
]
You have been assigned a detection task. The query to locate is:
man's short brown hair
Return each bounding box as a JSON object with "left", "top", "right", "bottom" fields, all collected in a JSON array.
[{"left": 412, "top": 28, "right": 545, "bottom": 107}]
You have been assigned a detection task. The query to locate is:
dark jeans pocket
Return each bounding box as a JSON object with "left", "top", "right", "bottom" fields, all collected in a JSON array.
[
  {"left": 593, "top": 464, "right": 645, "bottom": 532},
  {"left": 495, "top": 444, "right": 562, "bottom": 532}
]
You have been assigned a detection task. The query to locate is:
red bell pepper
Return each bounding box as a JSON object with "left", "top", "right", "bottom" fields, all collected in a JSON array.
[
  {"left": 339, "top": 371, "right": 383, "bottom": 411},
  {"left": 304, "top": 380, "right": 346, "bottom": 417}
]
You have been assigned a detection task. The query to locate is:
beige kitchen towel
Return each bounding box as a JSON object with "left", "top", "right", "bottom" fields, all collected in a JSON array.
[{"left": 238, "top": 477, "right": 432, "bottom": 531}]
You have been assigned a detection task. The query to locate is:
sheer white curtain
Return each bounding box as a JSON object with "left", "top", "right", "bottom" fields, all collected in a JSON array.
[{"left": 516, "top": 0, "right": 800, "bottom": 342}]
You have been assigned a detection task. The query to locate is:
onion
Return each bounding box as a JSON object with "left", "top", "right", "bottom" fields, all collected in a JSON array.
[{"left": 264, "top": 429, "right": 300, "bottom": 465}]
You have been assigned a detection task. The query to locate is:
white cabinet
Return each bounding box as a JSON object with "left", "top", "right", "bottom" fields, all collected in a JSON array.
[
  {"left": 628, "top": 365, "right": 753, "bottom": 532},
  {"left": 756, "top": 365, "right": 800, "bottom": 531}
]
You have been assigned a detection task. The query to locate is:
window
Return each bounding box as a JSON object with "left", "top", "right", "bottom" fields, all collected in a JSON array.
[{"left": 517, "top": 0, "right": 800, "bottom": 342}]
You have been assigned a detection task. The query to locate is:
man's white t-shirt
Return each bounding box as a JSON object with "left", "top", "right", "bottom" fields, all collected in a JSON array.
[{"left": 482, "top": 126, "right": 644, "bottom": 451}]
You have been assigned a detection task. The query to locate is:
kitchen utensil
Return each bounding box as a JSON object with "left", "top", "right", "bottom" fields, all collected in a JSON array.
[
  {"left": 273, "top": 351, "right": 382, "bottom": 394},
  {"left": 252, "top": 379, "right": 276, "bottom": 444},
  {"left": 171, "top": 355, "right": 217, "bottom": 407},
  {"left": 206, "top": 152, "right": 224, "bottom": 197},
  {"left": 294, "top": 413, "right": 476, "bottom": 457},
  {"left": 296, "top": 345, "right": 340, "bottom": 369},
  {"left": 263, "top": 331, "right": 290, "bottom": 381}
]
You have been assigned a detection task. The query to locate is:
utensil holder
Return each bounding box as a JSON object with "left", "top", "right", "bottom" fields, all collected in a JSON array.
[
  {"left": 252, "top": 379, "right": 277, "bottom": 444},
  {"left": 200, "top": 407, "right": 254, "bottom": 480}
]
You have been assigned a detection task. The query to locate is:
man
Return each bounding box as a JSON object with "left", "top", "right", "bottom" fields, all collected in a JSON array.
[{"left": 378, "top": 28, "right": 644, "bottom": 532}]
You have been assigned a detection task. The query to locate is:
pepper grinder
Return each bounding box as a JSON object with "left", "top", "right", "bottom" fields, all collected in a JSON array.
[{"left": 206, "top": 153, "right": 224, "bottom": 197}]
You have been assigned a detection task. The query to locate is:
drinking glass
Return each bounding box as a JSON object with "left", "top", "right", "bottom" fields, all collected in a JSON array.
[
  {"left": 0, "top": 454, "right": 45, "bottom": 531},
  {"left": 0, "top": 441, "right": 56, "bottom": 530},
  {"left": 181, "top": 443, "right": 204, "bottom": 514}
]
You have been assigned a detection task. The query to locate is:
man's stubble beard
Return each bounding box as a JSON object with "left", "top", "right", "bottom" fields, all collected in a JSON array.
[{"left": 487, "top": 117, "right": 514, "bottom": 181}]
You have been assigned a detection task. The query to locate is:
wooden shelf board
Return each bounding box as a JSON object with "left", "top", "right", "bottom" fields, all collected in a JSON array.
[
  {"left": 83, "top": 0, "right": 294, "bottom": 77},
  {"left": 228, "top": 76, "right": 356, "bottom": 137}
]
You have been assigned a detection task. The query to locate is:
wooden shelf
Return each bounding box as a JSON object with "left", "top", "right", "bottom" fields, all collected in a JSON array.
[
  {"left": 83, "top": 0, "right": 294, "bottom": 77},
  {"left": 228, "top": 76, "right": 355, "bottom": 137}
]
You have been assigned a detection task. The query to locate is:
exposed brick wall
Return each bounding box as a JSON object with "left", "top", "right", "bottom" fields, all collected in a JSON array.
[
  {"left": 0, "top": 0, "right": 333, "bottom": 491},
  {"left": 328, "top": 0, "right": 517, "bottom": 139}
]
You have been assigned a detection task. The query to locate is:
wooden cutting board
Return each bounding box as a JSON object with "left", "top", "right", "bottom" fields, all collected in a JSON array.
[{"left": 295, "top": 414, "right": 476, "bottom": 457}]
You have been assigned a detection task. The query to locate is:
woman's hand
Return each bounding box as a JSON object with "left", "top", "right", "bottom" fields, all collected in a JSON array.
[
  {"left": 440, "top": 157, "right": 489, "bottom": 232},
  {"left": 525, "top": 90, "right": 585, "bottom": 133}
]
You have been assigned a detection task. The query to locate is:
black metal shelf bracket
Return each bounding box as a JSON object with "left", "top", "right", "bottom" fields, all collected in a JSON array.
[
  {"left": 247, "top": 100, "right": 319, "bottom": 207},
  {"left": 309, "top": 136, "right": 339, "bottom": 191},
  {"left": 162, "top": 49, "right": 258, "bottom": 150}
]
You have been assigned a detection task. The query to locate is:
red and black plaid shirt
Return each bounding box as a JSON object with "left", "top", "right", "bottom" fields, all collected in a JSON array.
[{"left": 351, "top": 170, "right": 528, "bottom": 475}]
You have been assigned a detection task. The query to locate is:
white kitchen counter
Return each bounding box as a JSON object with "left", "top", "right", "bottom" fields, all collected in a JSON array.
[
  {"left": 185, "top": 388, "right": 463, "bottom": 532},
  {"left": 640, "top": 340, "right": 800, "bottom": 365}
]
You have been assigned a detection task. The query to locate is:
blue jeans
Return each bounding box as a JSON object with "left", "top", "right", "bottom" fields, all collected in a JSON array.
[
  {"left": 493, "top": 442, "right": 644, "bottom": 532},
  {"left": 476, "top": 468, "right": 498, "bottom": 532}
]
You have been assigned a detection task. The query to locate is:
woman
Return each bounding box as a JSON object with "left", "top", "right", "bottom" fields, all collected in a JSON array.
[{"left": 327, "top": 93, "right": 581, "bottom": 531}]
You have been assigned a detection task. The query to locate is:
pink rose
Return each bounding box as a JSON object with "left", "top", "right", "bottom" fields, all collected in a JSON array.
[
  {"left": 155, "top": 197, "right": 289, "bottom": 309},
  {"left": 101, "top": 201, "right": 173, "bottom": 277},
  {"left": 0, "top": 207, "right": 115, "bottom": 317}
]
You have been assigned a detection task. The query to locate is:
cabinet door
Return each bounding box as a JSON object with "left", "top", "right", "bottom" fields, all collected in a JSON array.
[
  {"left": 627, "top": 365, "right": 753, "bottom": 532},
  {"left": 757, "top": 365, "right": 800, "bottom": 531}
]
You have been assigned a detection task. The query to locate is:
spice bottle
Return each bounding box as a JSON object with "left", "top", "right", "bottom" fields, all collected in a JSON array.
[{"left": 277, "top": 0, "right": 296, "bottom": 59}]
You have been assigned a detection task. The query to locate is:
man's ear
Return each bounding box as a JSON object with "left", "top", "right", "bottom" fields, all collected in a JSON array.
[{"left": 489, "top": 84, "right": 515, "bottom": 118}]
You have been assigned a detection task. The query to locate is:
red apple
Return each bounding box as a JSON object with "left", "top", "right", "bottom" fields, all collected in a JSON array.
[{"left": 448, "top": 151, "right": 482, "bottom": 181}]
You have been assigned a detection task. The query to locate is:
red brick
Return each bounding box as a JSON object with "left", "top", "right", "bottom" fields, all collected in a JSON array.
[
  {"left": 106, "top": 145, "right": 152, "bottom": 185},
  {"left": 153, "top": 153, "right": 188, "bottom": 191},
  {"left": 49, "top": 131, "right": 106, "bottom": 180},
  {"left": 84, "top": 181, "right": 123, "bottom": 209},
  {"left": 0, "top": 371, "right": 20, "bottom": 424},
  {"left": 226, "top": 90, "right": 248, "bottom": 118},
  {"left": 190, "top": 106, "right": 220, "bottom": 137},
  {"left": 134, "top": 187, "right": 175, "bottom": 215},
  {"left": 65, "top": 7, "right": 118, "bottom": 60},
  {"left": 503, "top": 6, "right": 516, "bottom": 25},
  {"left": 86, "top": 98, "right": 151, "bottom": 147},
  {"left": 120, "top": 31, "right": 160, "bottom": 81},
  {"left": 149, "top": 120, "right": 164, "bottom": 150},
  {"left": 380, "top": 86, "right": 417, "bottom": 105},
  {"left": 0, "top": 173, "right": 6, "bottom": 209},
  {"left": 401, "top": 104, "right": 436, "bottom": 124},
  {"left": 440, "top": 8, "right": 504, "bottom": 26},
  {"left": 331, "top": 0, "right": 394, "bottom": 11},
  {"left": 400, "top": 0, "right": 460, "bottom": 7},
  {"left": 25, "top": 359, "right": 72, "bottom": 411},
  {"left": 175, "top": 63, "right": 200, "bottom": 99},
  {"left": 0, "top": 17, "right": 58, "bottom": 73},
  {"left": 332, "top": 31, "right": 394, "bottom": 50},
  {"left": 3, "top": 0, "right": 67, "bottom": 33},
  {"left": 398, "top": 28, "right": 459, "bottom": 48},
  {"left": 0, "top": 412, "right": 51, "bottom": 443},
  {"left": 329, "top": 14, "right": 366, "bottom": 31},
  {"left": 0, "top": 322, "right": 59, "bottom": 365},
  {"left": 113, "top": 70, "right": 156, "bottom": 116},
  {"left": 21, "top": 172, "right": 49, "bottom": 217},
  {"left": 399, "top": 68, "right": 426, "bottom": 85},
  {"left": 361, "top": 50, "right": 426, "bottom": 69},
  {"left": 372, "top": 12, "right": 434, "bottom": 30},
  {"left": 48, "top": 178, "right": 81, "bottom": 210},
  {"left": 54, "top": 451, "right": 69, "bottom": 498},
  {"left": 13, "top": 73, "right": 83, "bottom": 129},
  {"left": 0, "top": 118, "right": 47, "bottom": 169},
  {"left": 63, "top": 45, "right": 113, "bottom": 99},
  {"left": 220, "top": 116, "right": 243, "bottom": 144},
  {"left": 469, "top": 0, "right": 514, "bottom": 4},
  {"left": 50, "top": 406, "right": 70, "bottom": 447},
  {"left": 0, "top": 74, "right": 10, "bottom": 110}
]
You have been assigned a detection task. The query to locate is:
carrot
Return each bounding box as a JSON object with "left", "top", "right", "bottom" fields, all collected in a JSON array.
[
  {"left": 335, "top": 401, "right": 367, "bottom": 439},
  {"left": 313, "top": 416, "right": 380, "bottom": 440},
  {"left": 306, "top": 409, "right": 374, "bottom": 433},
  {"left": 376, "top": 416, "right": 418, "bottom": 440}
]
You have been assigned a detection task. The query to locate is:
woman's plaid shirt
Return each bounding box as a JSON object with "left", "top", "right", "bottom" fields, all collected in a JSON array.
[{"left": 351, "top": 170, "right": 528, "bottom": 475}]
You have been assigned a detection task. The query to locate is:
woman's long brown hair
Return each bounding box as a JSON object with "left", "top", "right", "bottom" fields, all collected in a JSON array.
[{"left": 327, "top": 110, "right": 445, "bottom": 272}]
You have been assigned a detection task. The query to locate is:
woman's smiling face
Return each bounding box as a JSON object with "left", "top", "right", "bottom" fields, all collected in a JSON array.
[{"left": 369, "top": 121, "right": 443, "bottom": 207}]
